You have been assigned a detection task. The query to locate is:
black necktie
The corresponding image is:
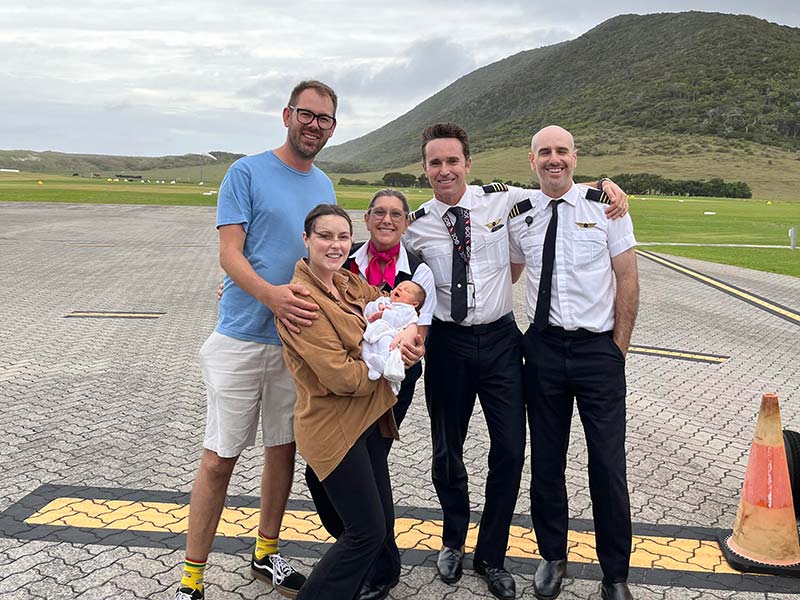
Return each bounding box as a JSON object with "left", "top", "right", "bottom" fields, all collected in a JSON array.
[
  {"left": 446, "top": 207, "right": 470, "bottom": 322},
  {"left": 533, "top": 199, "right": 563, "bottom": 331}
]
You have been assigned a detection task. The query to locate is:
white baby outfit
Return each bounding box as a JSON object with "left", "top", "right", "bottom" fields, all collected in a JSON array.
[{"left": 362, "top": 298, "right": 418, "bottom": 394}]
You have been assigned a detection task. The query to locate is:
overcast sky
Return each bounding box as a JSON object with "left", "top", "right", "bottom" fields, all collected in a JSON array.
[{"left": 1, "top": 1, "right": 797, "bottom": 157}]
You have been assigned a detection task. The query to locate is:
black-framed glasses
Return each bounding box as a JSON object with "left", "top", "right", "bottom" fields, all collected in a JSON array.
[
  {"left": 288, "top": 105, "right": 336, "bottom": 130},
  {"left": 369, "top": 207, "right": 407, "bottom": 222}
]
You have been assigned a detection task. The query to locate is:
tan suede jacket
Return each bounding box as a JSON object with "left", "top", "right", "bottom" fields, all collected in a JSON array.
[{"left": 277, "top": 259, "right": 398, "bottom": 481}]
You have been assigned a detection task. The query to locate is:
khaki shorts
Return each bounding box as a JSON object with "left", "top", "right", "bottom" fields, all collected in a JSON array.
[{"left": 199, "top": 331, "right": 296, "bottom": 458}]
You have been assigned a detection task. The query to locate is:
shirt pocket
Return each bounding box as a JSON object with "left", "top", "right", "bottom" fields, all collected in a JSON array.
[
  {"left": 475, "top": 229, "right": 510, "bottom": 273},
  {"left": 419, "top": 243, "right": 452, "bottom": 287},
  {"left": 520, "top": 233, "right": 546, "bottom": 269},
  {"left": 572, "top": 230, "right": 609, "bottom": 271}
]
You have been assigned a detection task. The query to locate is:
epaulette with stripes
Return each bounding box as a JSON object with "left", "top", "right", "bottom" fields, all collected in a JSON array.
[
  {"left": 407, "top": 206, "right": 429, "bottom": 223},
  {"left": 508, "top": 198, "right": 533, "bottom": 219},
  {"left": 586, "top": 187, "right": 611, "bottom": 205},
  {"left": 482, "top": 182, "right": 508, "bottom": 193}
]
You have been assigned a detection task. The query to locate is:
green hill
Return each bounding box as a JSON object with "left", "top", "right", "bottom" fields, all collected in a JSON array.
[
  {"left": 318, "top": 11, "right": 800, "bottom": 171},
  {"left": 0, "top": 150, "right": 243, "bottom": 183}
]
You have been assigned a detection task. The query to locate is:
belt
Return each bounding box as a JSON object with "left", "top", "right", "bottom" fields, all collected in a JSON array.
[
  {"left": 542, "top": 325, "right": 612, "bottom": 338},
  {"left": 432, "top": 312, "right": 515, "bottom": 335}
]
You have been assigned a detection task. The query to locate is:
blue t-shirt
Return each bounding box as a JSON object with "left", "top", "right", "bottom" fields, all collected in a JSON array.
[{"left": 215, "top": 150, "right": 335, "bottom": 344}]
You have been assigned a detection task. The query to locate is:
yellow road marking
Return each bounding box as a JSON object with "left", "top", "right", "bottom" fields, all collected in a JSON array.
[
  {"left": 25, "top": 497, "right": 738, "bottom": 575},
  {"left": 628, "top": 346, "right": 728, "bottom": 363},
  {"left": 65, "top": 312, "right": 164, "bottom": 318},
  {"left": 636, "top": 250, "right": 800, "bottom": 324}
]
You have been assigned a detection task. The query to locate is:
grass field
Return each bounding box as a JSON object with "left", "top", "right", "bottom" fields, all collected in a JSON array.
[
  {"left": 26, "top": 137, "right": 800, "bottom": 203},
  {"left": 2, "top": 173, "right": 798, "bottom": 277},
  {"left": 0, "top": 173, "right": 219, "bottom": 206},
  {"left": 330, "top": 144, "right": 800, "bottom": 202},
  {"left": 641, "top": 245, "right": 797, "bottom": 277}
]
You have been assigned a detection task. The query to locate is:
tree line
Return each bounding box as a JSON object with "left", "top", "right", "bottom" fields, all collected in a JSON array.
[
  {"left": 340, "top": 172, "right": 752, "bottom": 198},
  {"left": 608, "top": 173, "right": 752, "bottom": 198}
]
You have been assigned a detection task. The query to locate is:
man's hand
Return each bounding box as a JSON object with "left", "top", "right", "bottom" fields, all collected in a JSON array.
[
  {"left": 399, "top": 334, "right": 425, "bottom": 367},
  {"left": 602, "top": 179, "right": 629, "bottom": 219},
  {"left": 218, "top": 224, "right": 318, "bottom": 333},
  {"left": 217, "top": 281, "right": 224, "bottom": 301},
  {"left": 265, "top": 283, "right": 319, "bottom": 334},
  {"left": 389, "top": 324, "right": 424, "bottom": 368}
]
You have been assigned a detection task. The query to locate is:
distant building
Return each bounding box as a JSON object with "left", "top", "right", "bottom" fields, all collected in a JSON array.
[{"left": 116, "top": 174, "right": 143, "bottom": 180}]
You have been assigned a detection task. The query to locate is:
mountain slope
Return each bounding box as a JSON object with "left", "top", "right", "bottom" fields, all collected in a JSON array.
[
  {"left": 0, "top": 150, "right": 243, "bottom": 178},
  {"left": 319, "top": 11, "right": 800, "bottom": 170}
]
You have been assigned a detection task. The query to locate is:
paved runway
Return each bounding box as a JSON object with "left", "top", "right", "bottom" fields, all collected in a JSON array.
[{"left": 1, "top": 202, "right": 799, "bottom": 599}]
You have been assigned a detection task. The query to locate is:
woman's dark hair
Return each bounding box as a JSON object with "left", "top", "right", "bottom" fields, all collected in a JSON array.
[
  {"left": 303, "top": 204, "right": 352, "bottom": 236},
  {"left": 368, "top": 188, "right": 410, "bottom": 214}
]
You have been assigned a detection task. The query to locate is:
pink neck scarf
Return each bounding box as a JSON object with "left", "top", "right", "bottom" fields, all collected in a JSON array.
[{"left": 365, "top": 240, "right": 400, "bottom": 288}]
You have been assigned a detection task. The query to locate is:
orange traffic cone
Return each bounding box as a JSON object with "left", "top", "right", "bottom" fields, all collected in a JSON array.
[{"left": 720, "top": 393, "right": 800, "bottom": 576}]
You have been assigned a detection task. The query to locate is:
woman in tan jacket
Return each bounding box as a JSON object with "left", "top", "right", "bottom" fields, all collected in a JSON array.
[{"left": 277, "top": 204, "right": 418, "bottom": 600}]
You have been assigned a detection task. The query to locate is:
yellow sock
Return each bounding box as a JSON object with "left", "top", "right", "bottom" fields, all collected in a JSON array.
[
  {"left": 180, "top": 557, "right": 206, "bottom": 592},
  {"left": 254, "top": 530, "right": 279, "bottom": 560}
]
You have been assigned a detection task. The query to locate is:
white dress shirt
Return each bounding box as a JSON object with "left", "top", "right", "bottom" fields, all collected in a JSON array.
[
  {"left": 404, "top": 184, "right": 529, "bottom": 325},
  {"left": 350, "top": 242, "right": 436, "bottom": 327},
  {"left": 509, "top": 183, "right": 636, "bottom": 332}
]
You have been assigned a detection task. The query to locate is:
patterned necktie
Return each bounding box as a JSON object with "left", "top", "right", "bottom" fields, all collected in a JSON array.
[
  {"left": 444, "top": 206, "right": 471, "bottom": 322},
  {"left": 533, "top": 199, "right": 564, "bottom": 331}
]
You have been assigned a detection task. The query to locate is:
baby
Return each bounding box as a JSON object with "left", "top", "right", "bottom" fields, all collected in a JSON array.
[{"left": 362, "top": 280, "right": 427, "bottom": 394}]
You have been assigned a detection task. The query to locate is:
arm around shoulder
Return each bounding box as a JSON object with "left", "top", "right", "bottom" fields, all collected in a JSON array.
[
  {"left": 219, "top": 225, "right": 318, "bottom": 330},
  {"left": 219, "top": 224, "right": 272, "bottom": 304},
  {"left": 278, "top": 312, "right": 377, "bottom": 397}
]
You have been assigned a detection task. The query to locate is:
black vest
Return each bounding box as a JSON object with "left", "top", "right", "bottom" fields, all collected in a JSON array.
[{"left": 344, "top": 241, "right": 423, "bottom": 293}]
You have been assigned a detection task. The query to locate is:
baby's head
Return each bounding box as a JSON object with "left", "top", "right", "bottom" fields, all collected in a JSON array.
[{"left": 390, "top": 280, "right": 426, "bottom": 313}]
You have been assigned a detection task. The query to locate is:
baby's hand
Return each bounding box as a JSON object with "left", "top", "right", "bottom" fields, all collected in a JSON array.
[{"left": 367, "top": 304, "right": 392, "bottom": 322}]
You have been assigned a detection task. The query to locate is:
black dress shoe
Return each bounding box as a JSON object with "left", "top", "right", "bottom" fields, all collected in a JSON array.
[
  {"left": 474, "top": 559, "right": 516, "bottom": 600},
  {"left": 436, "top": 546, "right": 464, "bottom": 584},
  {"left": 533, "top": 558, "right": 567, "bottom": 600},
  {"left": 355, "top": 577, "right": 399, "bottom": 600},
  {"left": 600, "top": 581, "right": 633, "bottom": 600}
]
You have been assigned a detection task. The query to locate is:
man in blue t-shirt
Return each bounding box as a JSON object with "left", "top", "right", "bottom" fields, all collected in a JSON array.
[{"left": 176, "top": 80, "right": 338, "bottom": 600}]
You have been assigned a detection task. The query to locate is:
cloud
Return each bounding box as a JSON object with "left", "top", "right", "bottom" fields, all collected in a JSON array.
[
  {"left": 1, "top": 1, "right": 796, "bottom": 155},
  {"left": 335, "top": 37, "right": 477, "bottom": 101},
  {"left": 0, "top": 98, "right": 280, "bottom": 156}
]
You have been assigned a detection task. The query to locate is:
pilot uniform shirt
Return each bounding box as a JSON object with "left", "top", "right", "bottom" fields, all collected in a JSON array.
[
  {"left": 509, "top": 183, "right": 636, "bottom": 332},
  {"left": 403, "top": 184, "right": 530, "bottom": 326}
]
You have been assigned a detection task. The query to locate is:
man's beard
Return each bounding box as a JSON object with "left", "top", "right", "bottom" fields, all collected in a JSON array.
[{"left": 288, "top": 125, "right": 328, "bottom": 160}]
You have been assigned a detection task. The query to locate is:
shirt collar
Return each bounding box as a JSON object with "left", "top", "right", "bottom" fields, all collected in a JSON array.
[
  {"left": 350, "top": 241, "right": 411, "bottom": 276},
  {"left": 534, "top": 182, "right": 579, "bottom": 214},
  {"left": 430, "top": 186, "right": 473, "bottom": 218}
]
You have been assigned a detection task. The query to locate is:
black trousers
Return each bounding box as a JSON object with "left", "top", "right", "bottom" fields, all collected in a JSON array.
[
  {"left": 304, "top": 361, "right": 422, "bottom": 584},
  {"left": 425, "top": 316, "right": 526, "bottom": 567},
  {"left": 523, "top": 326, "right": 631, "bottom": 583},
  {"left": 385, "top": 360, "right": 422, "bottom": 451},
  {"left": 297, "top": 425, "right": 400, "bottom": 600}
]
